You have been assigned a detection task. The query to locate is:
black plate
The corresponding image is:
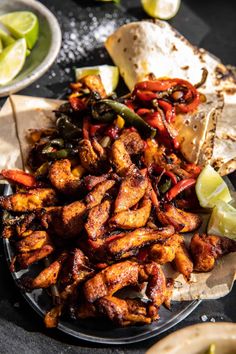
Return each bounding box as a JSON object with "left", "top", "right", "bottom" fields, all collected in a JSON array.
[{"left": 2, "top": 184, "right": 200, "bottom": 344}]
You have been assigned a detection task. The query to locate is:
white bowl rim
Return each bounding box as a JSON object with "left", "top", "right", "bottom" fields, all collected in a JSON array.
[{"left": 0, "top": 0, "right": 62, "bottom": 97}]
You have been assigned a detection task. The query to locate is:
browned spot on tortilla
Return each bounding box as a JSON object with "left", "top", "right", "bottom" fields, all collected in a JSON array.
[
  {"left": 181, "top": 65, "right": 189, "bottom": 70},
  {"left": 172, "top": 44, "right": 177, "bottom": 51}
]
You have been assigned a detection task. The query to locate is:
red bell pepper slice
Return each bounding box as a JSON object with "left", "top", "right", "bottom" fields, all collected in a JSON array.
[
  {"left": 165, "top": 170, "right": 178, "bottom": 185},
  {"left": 165, "top": 178, "right": 196, "bottom": 201},
  {"left": 1, "top": 169, "right": 38, "bottom": 187},
  {"left": 135, "top": 80, "right": 176, "bottom": 92},
  {"left": 158, "top": 100, "right": 175, "bottom": 123},
  {"left": 135, "top": 90, "right": 157, "bottom": 101},
  {"left": 69, "top": 96, "right": 86, "bottom": 111},
  {"left": 82, "top": 116, "right": 90, "bottom": 140}
]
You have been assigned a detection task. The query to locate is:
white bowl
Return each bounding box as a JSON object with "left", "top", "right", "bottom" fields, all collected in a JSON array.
[
  {"left": 146, "top": 322, "right": 236, "bottom": 354},
  {"left": 0, "top": 0, "right": 61, "bottom": 97}
]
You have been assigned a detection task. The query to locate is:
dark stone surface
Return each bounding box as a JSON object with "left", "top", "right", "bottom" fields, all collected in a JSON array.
[{"left": 0, "top": 0, "right": 236, "bottom": 352}]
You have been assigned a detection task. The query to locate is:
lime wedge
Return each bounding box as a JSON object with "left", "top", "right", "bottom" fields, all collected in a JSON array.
[
  {"left": 207, "top": 200, "right": 236, "bottom": 239},
  {"left": 0, "top": 28, "right": 15, "bottom": 47},
  {"left": 0, "top": 11, "right": 39, "bottom": 49},
  {"left": 0, "top": 38, "right": 2, "bottom": 53},
  {"left": 0, "top": 38, "right": 27, "bottom": 85},
  {"left": 141, "top": 0, "right": 181, "bottom": 20},
  {"left": 75, "top": 65, "right": 119, "bottom": 95},
  {"left": 195, "top": 165, "right": 232, "bottom": 208}
]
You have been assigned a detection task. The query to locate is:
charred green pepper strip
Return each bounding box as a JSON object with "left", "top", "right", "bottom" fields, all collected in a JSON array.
[
  {"left": 159, "top": 179, "right": 172, "bottom": 193},
  {"left": 43, "top": 148, "right": 77, "bottom": 160},
  {"left": 92, "top": 99, "right": 156, "bottom": 138},
  {"left": 56, "top": 114, "right": 82, "bottom": 140}
]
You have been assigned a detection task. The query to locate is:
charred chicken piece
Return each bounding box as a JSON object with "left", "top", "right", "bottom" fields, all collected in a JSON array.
[
  {"left": 44, "top": 248, "right": 94, "bottom": 328},
  {"left": 109, "top": 195, "right": 151, "bottom": 230},
  {"left": 16, "top": 231, "right": 50, "bottom": 253},
  {"left": 83, "top": 260, "right": 139, "bottom": 303},
  {"left": 119, "top": 130, "right": 144, "bottom": 155},
  {"left": 97, "top": 296, "right": 151, "bottom": 326},
  {"left": 79, "top": 139, "right": 105, "bottom": 174},
  {"left": 149, "top": 234, "right": 183, "bottom": 264},
  {"left": 174, "top": 239, "right": 193, "bottom": 281},
  {"left": 107, "top": 226, "right": 174, "bottom": 260},
  {"left": 81, "top": 74, "right": 107, "bottom": 99},
  {"left": 48, "top": 159, "right": 81, "bottom": 195},
  {"left": 42, "top": 201, "right": 86, "bottom": 238},
  {"left": 190, "top": 233, "right": 236, "bottom": 272},
  {"left": 60, "top": 248, "right": 94, "bottom": 285},
  {"left": 111, "top": 139, "right": 133, "bottom": 177},
  {"left": 17, "top": 244, "right": 54, "bottom": 269},
  {"left": 84, "top": 173, "right": 109, "bottom": 191},
  {"left": 114, "top": 169, "right": 148, "bottom": 213},
  {"left": 157, "top": 204, "right": 201, "bottom": 233},
  {"left": 0, "top": 188, "right": 58, "bottom": 212},
  {"left": 28, "top": 252, "right": 68, "bottom": 289},
  {"left": 85, "top": 179, "right": 115, "bottom": 209},
  {"left": 85, "top": 199, "right": 111, "bottom": 248},
  {"left": 141, "top": 262, "right": 173, "bottom": 317}
]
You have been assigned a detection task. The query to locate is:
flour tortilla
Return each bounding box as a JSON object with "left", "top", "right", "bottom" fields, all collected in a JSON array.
[
  {"left": 9, "top": 95, "right": 65, "bottom": 170},
  {"left": 105, "top": 21, "right": 236, "bottom": 175}
]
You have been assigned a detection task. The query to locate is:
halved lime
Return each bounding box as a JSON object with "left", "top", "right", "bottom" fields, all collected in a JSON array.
[
  {"left": 75, "top": 65, "right": 119, "bottom": 95},
  {"left": 195, "top": 165, "right": 232, "bottom": 208},
  {"left": 141, "top": 0, "right": 181, "bottom": 20},
  {"left": 208, "top": 200, "right": 236, "bottom": 239},
  {"left": 0, "top": 28, "right": 15, "bottom": 47},
  {"left": 0, "top": 11, "right": 39, "bottom": 49},
  {"left": 0, "top": 38, "right": 27, "bottom": 85}
]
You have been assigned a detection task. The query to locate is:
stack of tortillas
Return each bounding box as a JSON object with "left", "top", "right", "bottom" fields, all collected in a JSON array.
[{"left": 105, "top": 20, "right": 236, "bottom": 176}]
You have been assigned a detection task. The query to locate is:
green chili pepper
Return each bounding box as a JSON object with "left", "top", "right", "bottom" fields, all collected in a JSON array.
[
  {"left": 35, "top": 162, "right": 49, "bottom": 177},
  {"left": 45, "top": 148, "right": 77, "bottom": 160},
  {"left": 56, "top": 114, "right": 82, "bottom": 140},
  {"left": 159, "top": 179, "right": 172, "bottom": 194},
  {"left": 92, "top": 99, "right": 156, "bottom": 138},
  {"left": 91, "top": 101, "right": 116, "bottom": 123}
]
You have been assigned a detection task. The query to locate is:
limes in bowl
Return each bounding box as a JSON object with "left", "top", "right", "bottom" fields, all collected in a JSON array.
[
  {"left": 141, "top": 0, "right": 181, "bottom": 20},
  {"left": 207, "top": 201, "right": 236, "bottom": 239},
  {"left": 75, "top": 65, "right": 119, "bottom": 95},
  {"left": 0, "top": 38, "right": 27, "bottom": 86},
  {"left": 0, "top": 11, "right": 39, "bottom": 49},
  {"left": 195, "top": 165, "right": 232, "bottom": 208},
  {"left": 0, "top": 11, "right": 39, "bottom": 86}
]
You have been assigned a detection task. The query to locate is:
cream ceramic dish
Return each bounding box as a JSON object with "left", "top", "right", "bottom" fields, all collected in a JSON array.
[
  {"left": 146, "top": 322, "right": 236, "bottom": 354},
  {"left": 0, "top": 0, "right": 61, "bottom": 97}
]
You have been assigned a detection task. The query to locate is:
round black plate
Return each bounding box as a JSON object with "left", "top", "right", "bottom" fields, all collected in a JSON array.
[{"left": 2, "top": 184, "right": 200, "bottom": 344}]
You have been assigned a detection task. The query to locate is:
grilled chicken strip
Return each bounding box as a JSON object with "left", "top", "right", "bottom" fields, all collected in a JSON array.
[
  {"left": 97, "top": 296, "right": 151, "bottom": 326},
  {"left": 149, "top": 234, "right": 183, "bottom": 264},
  {"left": 85, "top": 200, "right": 111, "bottom": 247},
  {"left": 16, "top": 231, "right": 50, "bottom": 253},
  {"left": 83, "top": 260, "right": 139, "bottom": 303},
  {"left": 174, "top": 240, "right": 193, "bottom": 281},
  {"left": 85, "top": 179, "right": 115, "bottom": 209},
  {"left": 111, "top": 139, "right": 133, "bottom": 176},
  {"left": 17, "top": 244, "right": 54, "bottom": 269},
  {"left": 157, "top": 204, "right": 201, "bottom": 233},
  {"left": 48, "top": 159, "right": 81, "bottom": 195},
  {"left": 29, "top": 252, "right": 68, "bottom": 289},
  {"left": 44, "top": 248, "right": 94, "bottom": 328},
  {"left": 114, "top": 169, "right": 148, "bottom": 213},
  {"left": 42, "top": 201, "right": 86, "bottom": 238},
  {"left": 0, "top": 188, "right": 57, "bottom": 212},
  {"left": 79, "top": 139, "right": 102, "bottom": 173},
  {"left": 119, "top": 130, "right": 144, "bottom": 155},
  {"left": 190, "top": 233, "right": 236, "bottom": 272},
  {"left": 107, "top": 226, "right": 175, "bottom": 259},
  {"left": 109, "top": 195, "right": 151, "bottom": 230}
]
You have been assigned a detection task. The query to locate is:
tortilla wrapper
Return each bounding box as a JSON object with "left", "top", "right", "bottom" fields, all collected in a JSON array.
[
  {"left": 105, "top": 21, "right": 236, "bottom": 175},
  {"left": 9, "top": 95, "right": 64, "bottom": 170},
  {"left": 0, "top": 98, "right": 23, "bottom": 171}
]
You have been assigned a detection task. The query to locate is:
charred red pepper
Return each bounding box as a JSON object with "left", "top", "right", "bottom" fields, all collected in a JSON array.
[
  {"left": 1, "top": 169, "right": 38, "bottom": 187},
  {"left": 165, "top": 178, "right": 196, "bottom": 201},
  {"left": 69, "top": 96, "right": 86, "bottom": 111},
  {"left": 135, "top": 90, "right": 157, "bottom": 101},
  {"left": 164, "top": 170, "right": 178, "bottom": 185},
  {"left": 158, "top": 100, "right": 175, "bottom": 123}
]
